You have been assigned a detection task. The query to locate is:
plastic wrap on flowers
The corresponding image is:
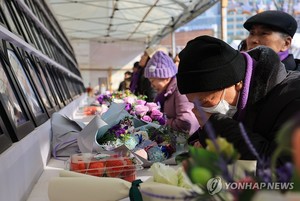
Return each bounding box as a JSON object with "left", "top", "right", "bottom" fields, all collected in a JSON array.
[
  {"left": 97, "top": 116, "right": 188, "bottom": 167},
  {"left": 95, "top": 100, "right": 163, "bottom": 150},
  {"left": 96, "top": 91, "right": 136, "bottom": 106},
  {"left": 94, "top": 101, "right": 188, "bottom": 166},
  {"left": 130, "top": 102, "right": 166, "bottom": 128},
  {"left": 97, "top": 91, "right": 166, "bottom": 128},
  {"left": 131, "top": 126, "right": 189, "bottom": 167},
  {"left": 96, "top": 116, "right": 138, "bottom": 151},
  {"left": 95, "top": 115, "right": 188, "bottom": 166},
  {"left": 48, "top": 168, "right": 198, "bottom": 201},
  {"left": 95, "top": 109, "right": 154, "bottom": 150},
  {"left": 137, "top": 163, "right": 203, "bottom": 201}
]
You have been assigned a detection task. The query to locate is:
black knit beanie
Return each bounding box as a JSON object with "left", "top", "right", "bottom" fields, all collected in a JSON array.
[{"left": 177, "top": 35, "right": 246, "bottom": 94}]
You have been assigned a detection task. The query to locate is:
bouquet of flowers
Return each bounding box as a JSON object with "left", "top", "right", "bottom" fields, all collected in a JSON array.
[
  {"left": 96, "top": 90, "right": 145, "bottom": 106},
  {"left": 133, "top": 101, "right": 300, "bottom": 200},
  {"left": 95, "top": 113, "right": 189, "bottom": 166},
  {"left": 96, "top": 91, "right": 165, "bottom": 126},
  {"left": 125, "top": 100, "right": 166, "bottom": 126},
  {"left": 132, "top": 126, "right": 189, "bottom": 165},
  {"left": 96, "top": 116, "right": 139, "bottom": 150}
]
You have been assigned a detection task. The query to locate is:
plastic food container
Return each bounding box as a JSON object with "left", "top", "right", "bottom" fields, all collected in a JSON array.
[{"left": 69, "top": 153, "right": 143, "bottom": 182}]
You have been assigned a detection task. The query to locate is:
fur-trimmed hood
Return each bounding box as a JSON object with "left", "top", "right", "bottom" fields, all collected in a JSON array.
[{"left": 247, "top": 46, "right": 288, "bottom": 104}]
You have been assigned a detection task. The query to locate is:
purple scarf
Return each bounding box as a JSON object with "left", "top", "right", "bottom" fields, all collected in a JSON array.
[
  {"left": 278, "top": 50, "right": 289, "bottom": 61},
  {"left": 236, "top": 52, "right": 255, "bottom": 121}
]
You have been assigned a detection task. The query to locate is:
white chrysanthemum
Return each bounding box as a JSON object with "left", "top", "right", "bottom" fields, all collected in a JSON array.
[{"left": 149, "top": 162, "right": 178, "bottom": 186}]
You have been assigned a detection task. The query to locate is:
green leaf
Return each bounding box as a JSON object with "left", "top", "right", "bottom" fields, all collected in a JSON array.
[
  {"left": 275, "top": 120, "right": 294, "bottom": 148},
  {"left": 291, "top": 171, "right": 300, "bottom": 192},
  {"left": 175, "top": 151, "right": 190, "bottom": 164},
  {"left": 206, "top": 137, "right": 240, "bottom": 163},
  {"left": 188, "top": 146, "right": 220, "bottom": 175}
]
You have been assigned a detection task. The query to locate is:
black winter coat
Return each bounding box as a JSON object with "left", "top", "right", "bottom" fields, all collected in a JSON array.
[
  {"left": 282, "top": 54, "right": 300, "bottom": 71},
  {"left": 190, "top": 46, "right": 300, "bottom": 164},
  {"left": 135, "top": 68, "right": 157, "bottom": 102}
]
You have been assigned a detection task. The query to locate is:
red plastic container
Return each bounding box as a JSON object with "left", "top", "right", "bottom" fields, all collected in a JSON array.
[{"left": 69, "top": 153, "right": 142, "bottom": 182}]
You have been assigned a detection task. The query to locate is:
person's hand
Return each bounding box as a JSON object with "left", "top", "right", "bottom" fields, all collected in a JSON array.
[{"left": 193, "top": 141, "right": 203, "bottom": 148}]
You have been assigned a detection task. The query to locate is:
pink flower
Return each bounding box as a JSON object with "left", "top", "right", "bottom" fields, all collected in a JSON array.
[
  {"left": 135, "top": 105, "right": 149, "bottom": 116},
  {"left": 146, "top": 102, "right": 159, "bottom": 111},
  {"left": 123, "top": 97, "right": 136, "bottom": 104},
  {"left": 136, "top": 99, "right": 146, "bottom": 105},
  {"left": 150, "top": 109, "right": 163, "bottom": 120},
  {"left": 142, "top": 115, "right": 152, "bottom": 122}
]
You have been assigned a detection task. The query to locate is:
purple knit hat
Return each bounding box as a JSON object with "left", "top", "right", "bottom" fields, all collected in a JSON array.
[{"left": 144, "top": 51, "right": 177, "bottom": 78}]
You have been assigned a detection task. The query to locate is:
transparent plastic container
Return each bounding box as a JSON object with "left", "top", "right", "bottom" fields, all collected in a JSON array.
[{"left": 68, "top": 153, "right": 143, "bottom": 182}]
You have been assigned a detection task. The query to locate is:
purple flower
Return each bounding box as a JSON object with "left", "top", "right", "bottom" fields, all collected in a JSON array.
[
  {"left": 157, "top": 117, "right": 166, "bottom": 125},
  {"left": 257, "top": 167, "right": 272, "bottom": 183},
  {"left": 154, "top": 135, "right": 164, "bottom": 144},
  {"left": 111, "top": 124, "right": 121, "bottom": 131},
  {"left": 135, "top": 105, "right": 149, "bottom": 116},
  {"left": 277, "top": 162, "right": 294, "bottom": 183},
  {"left": 150, "top": 109, "right": 163, "bottom": 120},
  {"left": 97, "top": 94, "right": 105, "bottom": 104},
  {"left": 115, "top": 128, "right": 126, "bottom": 137},
  {"left": 142, "top": 115, "right": 152, "bottom": 122},
  {"left": 146, "top": 102, "right": 159, "bottom": 111},
  {"left": 96, "top": 94, "right": 111, "bottom": 105},
  {"left": 125, "top": 103, "right": 132, "bottom": 111}
]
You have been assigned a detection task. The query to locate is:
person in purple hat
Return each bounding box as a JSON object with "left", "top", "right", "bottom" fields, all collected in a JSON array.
[
  {"left": 135, "top": 45, "right": 169, "bottom": 102},
  {"left": 144, "top": 51, "right": 199, "bottom": 135}
]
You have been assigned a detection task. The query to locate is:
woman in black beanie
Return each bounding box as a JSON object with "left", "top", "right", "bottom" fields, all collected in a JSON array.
[{"left": 177, "top": 35, "right": 300, "bottom": 166}]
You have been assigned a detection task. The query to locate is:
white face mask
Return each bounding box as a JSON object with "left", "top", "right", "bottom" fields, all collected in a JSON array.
[{"left": 200, "top": 89, "right": 239, "bottom": 118}]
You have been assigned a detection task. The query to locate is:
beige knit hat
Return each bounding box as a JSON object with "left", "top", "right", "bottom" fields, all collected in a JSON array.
[{"left": 145, "top": 45, "right": 169, "bottom": 58}]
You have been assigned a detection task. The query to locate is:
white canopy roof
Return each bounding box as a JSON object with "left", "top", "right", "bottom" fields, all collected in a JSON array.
[{"left": 46, "top": 0, "right": 218, "bottom": 45}]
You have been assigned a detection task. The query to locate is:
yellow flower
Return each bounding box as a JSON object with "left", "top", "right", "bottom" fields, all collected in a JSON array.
[{"left": 206, "top": 137, "right": 240, "bottom": 162}]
